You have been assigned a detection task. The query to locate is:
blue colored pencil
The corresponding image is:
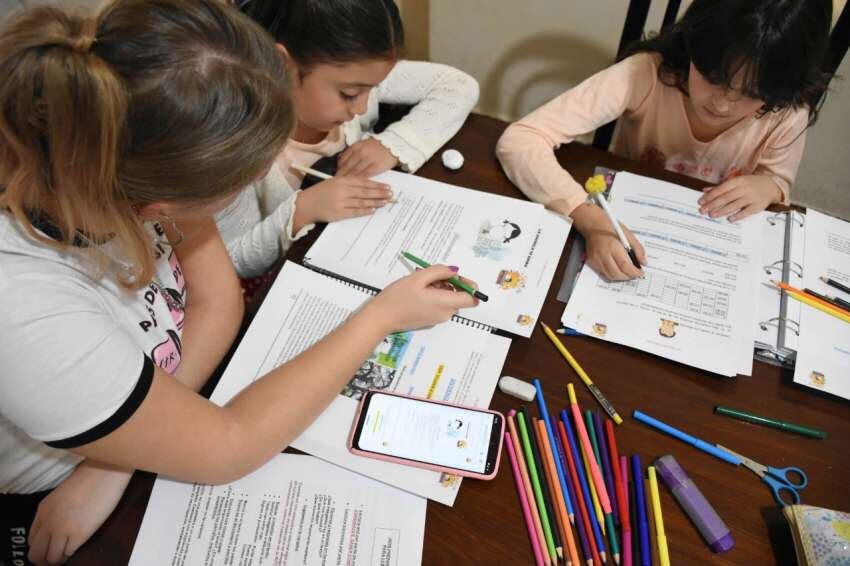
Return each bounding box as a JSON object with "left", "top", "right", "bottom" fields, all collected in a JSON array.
[
  {"left": 593, "top": 411, "right": 620, "bottom": 525},
  {"left": 561, "top": 409, "right": 607, "bottom": 561},
  {"left": 553, "top": 427, "right": 592, "bottom": 564},
  {"left": 533, "top": 379, "right": 575, "bottom": 522},
  {"left": 632, "top": 455, "right": 651, "bottom": 566}
]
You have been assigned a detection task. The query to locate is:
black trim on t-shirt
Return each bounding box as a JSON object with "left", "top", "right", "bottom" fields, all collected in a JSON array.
[{"left": 45, "top": 356, "right": 155, "bottom": 449}]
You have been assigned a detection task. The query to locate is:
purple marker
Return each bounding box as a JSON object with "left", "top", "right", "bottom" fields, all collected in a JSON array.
[{"left": 655, "top": 455, "right": 735, "bottom": 554}]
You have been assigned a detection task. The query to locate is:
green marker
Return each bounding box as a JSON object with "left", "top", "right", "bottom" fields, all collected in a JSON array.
[
  {"left": 401, "top": 251, "right": 488, "bottom": 302},
  {"left": 714, "top": 406, "right": 826, "bottom": 439}
]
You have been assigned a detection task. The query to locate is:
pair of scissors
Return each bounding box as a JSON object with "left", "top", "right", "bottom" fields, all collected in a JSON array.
[{"left": 717, "top": 444, "right": 808, "bottom": 507}]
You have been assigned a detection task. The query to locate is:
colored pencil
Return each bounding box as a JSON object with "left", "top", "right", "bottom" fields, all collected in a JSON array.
[
  {"left": 806, "top": 287, "right": 850, "bottom": 311},
  {"left": 517, "top": 410, "right": 558, "bottom": 562},
  {"left": 777, "top": 281, "right": 850, "bottom": 316},
  {"left": 524, "top": 409, "right": 564, "bottom": 560},
  {"left": 774, "top": 281, "right": 850, "bottom": 324},
  {"left": 589, "top": 413, "right": 620, "bottom": 564},
  {"left": 647, "top": 467, "right": 670, "bottom": 566},
  {"left": 620, "top": 457, "right": 632, "bottom": 566},
  {"left": 561, "top": 412, "right": 606, "bottom": 564},
  {"left": 583, "top": 438, "right": 606, "bottom": 534},
  {"left": 554, "top": 424, "right": 593, "bottom": 566},
  {"left": 508, "top": 411, "right": 551, "bottom": 566},
  {"left": 629, "top": 466, "right": 639, "bottom": 566},
  {"left": 402, "top": 251, "right": 489, "bottom": 302},
  {"left": 631, "top": 456, "right": 651, "bottom": 566},
  {"left": 643, "top": 476, "right": 657, "bottom": 565},
  {"left": 570, "top": 385, "right": 619, "bottom": 563},
  {"left": 583, "top": 411, "right": 605, "bottom": 530},
  {"left": 534, "top": 378, "right": 575, "bottom": 522},
  {"left": 538, "top": 419, "right": 580, "bottom": 566},
  {"left": 713, "top": 405, "right": 826, "bottom": 439},
  {"left": 533, "top": 417, "right": 570, "bottom": 564},
  {"left": 505, "top": 432, "right": 546, "bottom": 566},
  {"left": 821, "top": 275, "right": 850, "bottom": 296},
  {"left": 594, "top": 413, "right": 620, "bottom": 532},
  {"left": 541, "top": 322, "right": 623, "bottom": 424},
  {"left": 605, "top": 420, "right": 628, "bottom": 528}
]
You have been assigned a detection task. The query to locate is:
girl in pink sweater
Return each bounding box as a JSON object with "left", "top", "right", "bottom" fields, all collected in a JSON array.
[{"left": 497, "top": 0, "right": 832, "bottom": 281}]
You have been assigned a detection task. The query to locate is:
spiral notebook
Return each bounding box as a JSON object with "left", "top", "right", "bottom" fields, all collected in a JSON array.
[
  {"left": 754, "top": 210, "right": 806, "bottom": 366},
  {"left": 211, "top": 261, "right": 511, "bottom": 505},
  {"left": 302, "top": 170, "right": 571, "bottom": 337}
]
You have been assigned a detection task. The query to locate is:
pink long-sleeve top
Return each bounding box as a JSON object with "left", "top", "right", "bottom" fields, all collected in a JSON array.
[{"left": 496, "top": 53, "right": 808, "bottom": 216}]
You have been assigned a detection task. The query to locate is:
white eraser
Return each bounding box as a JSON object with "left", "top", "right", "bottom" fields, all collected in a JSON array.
[
  {"left": 441, "top": 149, "right": 464, "bottom": 170},
  {"left": 498, "top": 375, "right": 536, "bottom": 402}
]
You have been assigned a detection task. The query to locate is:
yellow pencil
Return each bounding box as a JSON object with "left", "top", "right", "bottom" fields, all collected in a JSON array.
[
  {"left": 647, "top": 466, "right": 670, "bottom": 566},
  {"left": 541, "top": 322, "right": 623, "bottom": 424},
  {"left": 779, "top": 285, "right": 850, "bottom": 324}
]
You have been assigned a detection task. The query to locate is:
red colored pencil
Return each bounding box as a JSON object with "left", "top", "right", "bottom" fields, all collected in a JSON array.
[
  {"left": 605, "top": 419, "right": 629, "bottom": 528},
  {"left": 558, "top": 420, "right": 601, "bottom": 566}
]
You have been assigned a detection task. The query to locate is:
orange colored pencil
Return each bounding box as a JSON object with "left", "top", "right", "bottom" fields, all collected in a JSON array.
[
  {"left": 508, "top": 412, "right": 552, "bottom": 566},
  {"left": 538, "top": 419, "right": 581, "bottom": 566}
]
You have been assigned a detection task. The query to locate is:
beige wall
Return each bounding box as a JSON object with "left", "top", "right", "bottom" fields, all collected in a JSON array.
[{"left": 421, "top": 0, "right": 850, "bottom": 220}]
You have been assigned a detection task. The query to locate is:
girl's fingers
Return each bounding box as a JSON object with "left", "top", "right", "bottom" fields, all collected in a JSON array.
[
  {"left": 728, "top": 202, "right": 760, "bottom": 222},
  {"left": 27, "top": 530, "right": 49, "bottom": 565},
  {"left": 46, "top": 533, "right": 69, "bottom": 564},
  {"left": 711, "top": 194, "right": 749, "bottom": 218},
  {"left": 601, "top": 255, "right": 626, "bottom": 281},
  {"left": 702, "top": 186, "right": 746, "bottom": 215}
]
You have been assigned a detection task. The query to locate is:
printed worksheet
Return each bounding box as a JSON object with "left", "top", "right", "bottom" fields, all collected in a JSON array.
[
  {"left": 561, "top": 172, "right": 761, "bottom": 377},
  {"left": 793, "top": 209, "right": 850, "bottom": 399},
  {"left": 129, "top": 454, "right": 426, "bottom": 566},
  {"left": 303, "top": 170, "right": 571, "bottom": 336},
  {"left": 211, "top": 261, "right": 510, "bottom": 505}
]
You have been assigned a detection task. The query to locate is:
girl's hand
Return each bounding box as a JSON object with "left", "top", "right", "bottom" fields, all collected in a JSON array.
[
  {"left": 337, "top": 138, "right": 399, "bottom": 178},
  {"left": 28, "top": 462, "right": 132, "bottom": 565},
  {"left": 699, "top": 175, "right": 782, "bottom": 222},
  {"left": 296, "top": 175, "right": 393, "bottom": 225},
  {"left": 572, "top": 203, "right": 646, "bottom": 281},
  {"left": 364, "top": 265, "right": 478, "bottom": 333}
]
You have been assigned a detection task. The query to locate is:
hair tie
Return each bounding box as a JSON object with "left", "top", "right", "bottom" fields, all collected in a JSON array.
[{"left": 71, "top": 19, "right": 98, "bottom": 53}]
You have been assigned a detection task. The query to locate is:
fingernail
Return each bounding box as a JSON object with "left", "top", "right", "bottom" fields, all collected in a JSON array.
[
  {"left": 449, "top": 265, "right": 460, "bottom": 272},
  {"left": 698, "top": 198, "right": 704, "bottom": 204}
]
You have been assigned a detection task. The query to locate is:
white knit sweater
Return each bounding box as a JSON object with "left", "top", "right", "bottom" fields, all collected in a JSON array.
[{"left": 214, "top": 60, "right": 480, "bottom": 278}]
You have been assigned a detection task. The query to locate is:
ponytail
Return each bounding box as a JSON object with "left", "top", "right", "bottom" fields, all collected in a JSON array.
[{"left": 0, "top": 0, "right": 293, "bottom": 287}]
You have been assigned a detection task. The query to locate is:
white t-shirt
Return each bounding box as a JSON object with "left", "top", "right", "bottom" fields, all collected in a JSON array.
[{"left": 0, "top": 212, "right": 186, "bottom": 493}]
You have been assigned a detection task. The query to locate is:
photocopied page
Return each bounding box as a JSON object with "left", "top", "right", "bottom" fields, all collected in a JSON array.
[
  {"left": 793, "top": 209, "right": 850, "bottom": 399},
  {"left": 129, "top": 454, "right": 426, "bottom": 566},
  {"left": 303, "top": 170, "right": 571, "bottom": 337},
  {"left": 561, "top": 172, "right": 761, "bottom": 377},
  {"left": 211, "top": 261, "right": 511, "bottom": 505}
]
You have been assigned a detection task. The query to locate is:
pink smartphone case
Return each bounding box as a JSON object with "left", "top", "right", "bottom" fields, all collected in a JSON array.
[{"left": 347, "top": 390, "right": 505, "bottom": 480}]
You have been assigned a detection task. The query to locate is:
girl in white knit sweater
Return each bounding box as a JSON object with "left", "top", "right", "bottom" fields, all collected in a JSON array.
[{"left": 217, "top": 0, "right": 480, "bottom": 280}]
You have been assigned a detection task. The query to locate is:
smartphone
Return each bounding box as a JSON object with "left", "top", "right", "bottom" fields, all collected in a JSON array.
[{"left": 348, "top": 390, "right": 504, "bottom": 480}]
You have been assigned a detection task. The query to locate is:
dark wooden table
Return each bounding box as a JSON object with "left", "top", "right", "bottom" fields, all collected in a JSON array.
[{"left": 71, "top": 114, "right": 850, "bottom": 565}]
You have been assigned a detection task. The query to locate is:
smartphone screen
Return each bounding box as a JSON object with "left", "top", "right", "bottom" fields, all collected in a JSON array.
[{"left": 352, "top": 392, "right": 502, "bottom": 475}]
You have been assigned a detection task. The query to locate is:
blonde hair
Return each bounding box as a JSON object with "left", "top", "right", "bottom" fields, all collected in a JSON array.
[{"left": 0, "top": 0, "right": 293, "bottom": 287}]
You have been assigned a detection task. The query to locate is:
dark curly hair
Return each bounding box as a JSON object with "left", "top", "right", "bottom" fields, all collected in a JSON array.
[{"left": 622, "top": 0, "right": 833, "bottom": 124}]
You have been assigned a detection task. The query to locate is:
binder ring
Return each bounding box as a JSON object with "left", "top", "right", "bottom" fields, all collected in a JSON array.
[{"left": 759, "top": 316, "right": 800, "bottom": 336}]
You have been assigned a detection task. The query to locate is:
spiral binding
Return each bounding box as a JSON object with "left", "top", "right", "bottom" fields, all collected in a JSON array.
[
  {"left": 763, "top": 259, "right": 803, "bottom": 279},
  {"left": 450, "top": 315, "right": 494, "bottom": 332},
  {"left": 758, "top": 316, "right": 800, "bottom": 336}
]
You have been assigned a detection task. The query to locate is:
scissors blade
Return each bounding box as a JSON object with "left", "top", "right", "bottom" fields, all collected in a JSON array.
[{"left": 715, "top": 445, "right": 766, "bottom": 475}]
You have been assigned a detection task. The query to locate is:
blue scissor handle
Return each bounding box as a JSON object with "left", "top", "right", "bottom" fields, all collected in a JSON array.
[
  {"left": 767, "top": 465, "right": 808, "bottom": 489},
  {"left": 763, "top": 474, "right": 801, "bottom": 507}
]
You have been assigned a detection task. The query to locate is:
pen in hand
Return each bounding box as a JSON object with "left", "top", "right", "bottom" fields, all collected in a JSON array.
[
  {"left": 401, "top": 251, "right": 489, "bottom": 302},
  {"left": 585, "top": 175, "right": 642, "bottom": 270}
]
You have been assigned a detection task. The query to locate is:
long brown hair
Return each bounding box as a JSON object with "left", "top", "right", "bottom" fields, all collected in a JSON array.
[{"left": 0, "top": 0, "right": 293, "bottom": 287}]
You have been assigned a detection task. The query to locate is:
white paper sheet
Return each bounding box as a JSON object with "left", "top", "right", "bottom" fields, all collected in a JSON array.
[
  {"left": 129, "top": 454, "right": 426, "bottom": 566},
  {"left": 302, "top": 170, "right": 571, "bottom": 336},
  {"left": 793, "top": 209, "right": 850, "bottom": 399},
  {"left": 211, "top": 261, "right": 510, "bottom": 505},
  {"left": 561, "top": 172, "right": 761, "bottom": 377}
]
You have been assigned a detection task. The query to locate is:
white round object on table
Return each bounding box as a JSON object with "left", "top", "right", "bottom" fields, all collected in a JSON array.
[
  {"left": 498, "top": 375, "right": 536, "bottom": 402},
  {"left": 441, "top": 149, "right": 464, "bottom": 170}
]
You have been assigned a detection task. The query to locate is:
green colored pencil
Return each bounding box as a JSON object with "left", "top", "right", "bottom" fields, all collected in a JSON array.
[
  {"left": 586, "top": 410, "right": 603, "bottom": 469},
  {"left": 517, "top": 411, "right": 557, "bottom": 561},
  {"left": 714, "top": 406, "right": 826, "bottom": 439}
]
